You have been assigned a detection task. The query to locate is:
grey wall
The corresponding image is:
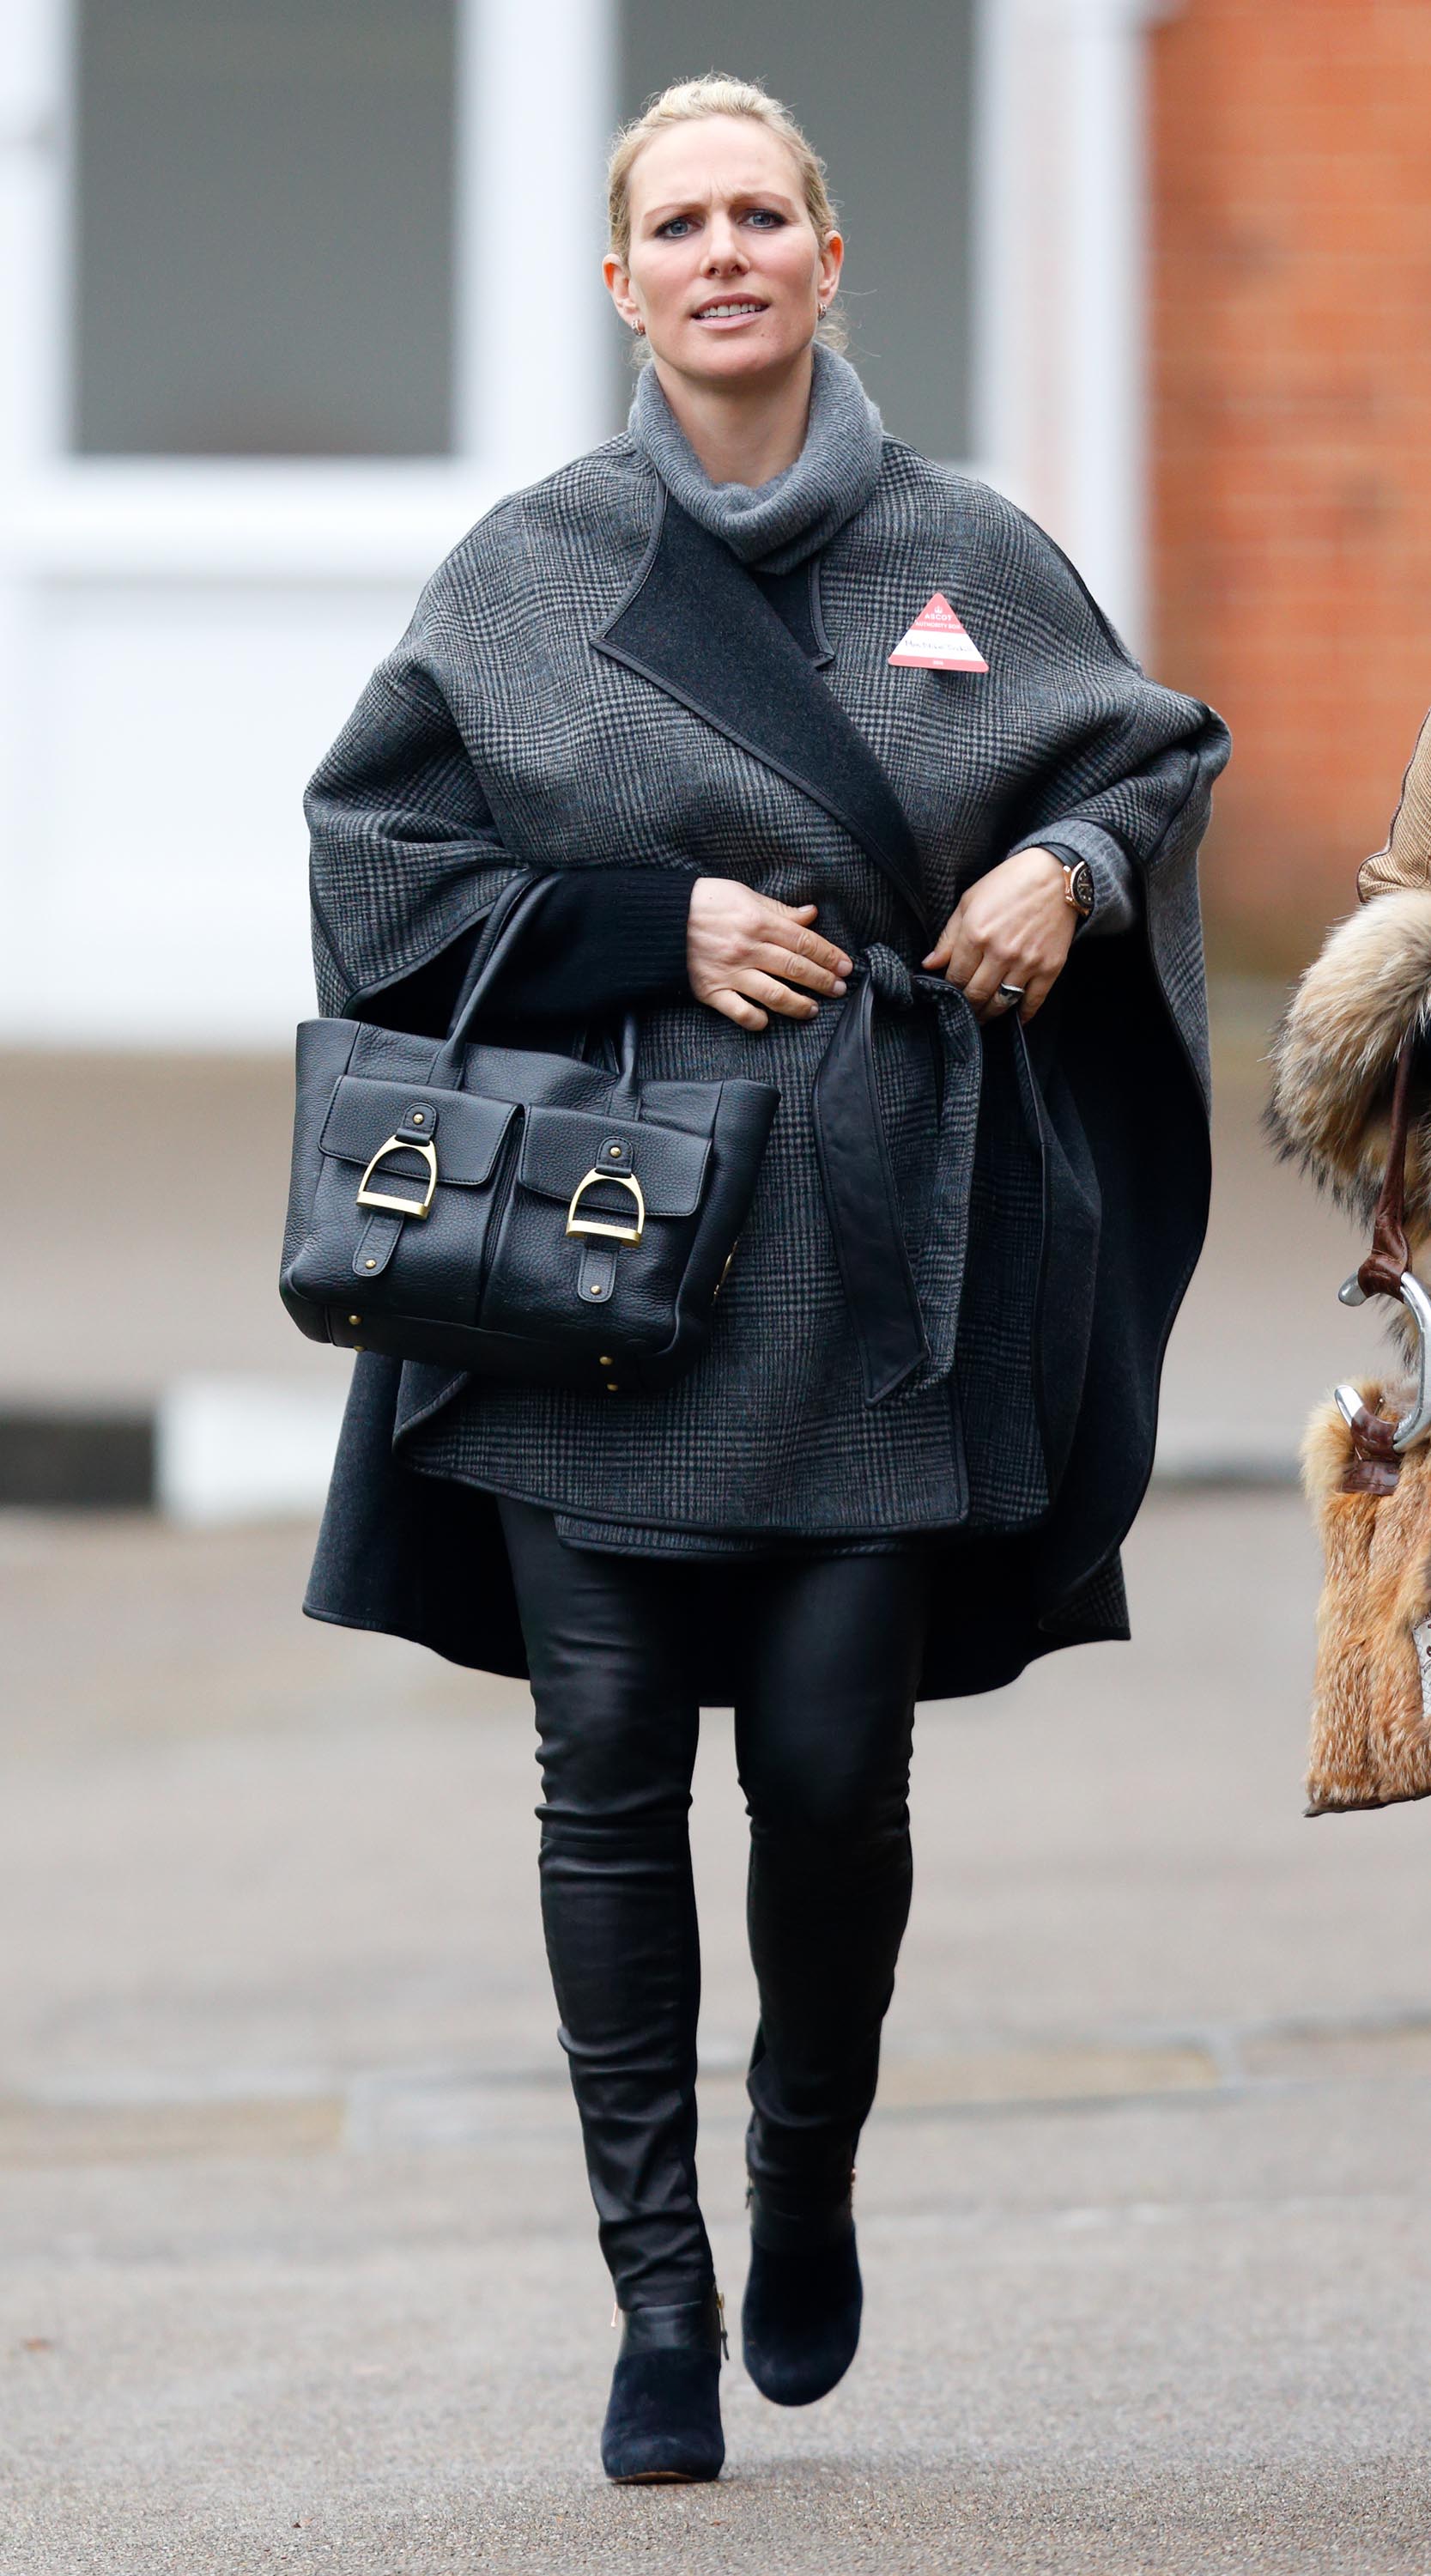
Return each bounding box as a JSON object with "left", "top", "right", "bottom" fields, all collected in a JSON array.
[
  {"left": 74, "top": 0, "right": 456, "bottom": 456},
  {"left": 616, "top": 0, "right": 976, "bottom": 457}
]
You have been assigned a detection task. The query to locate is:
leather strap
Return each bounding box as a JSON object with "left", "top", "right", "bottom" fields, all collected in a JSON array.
[
  {"left": 811, "top": 965, "right": 927, "bottom": 1400},
  {"left": 433, "top": 874, "right": 563, "bottom": 1080},
  {"left": 1339, "top": 1394, "right": 1400, "bottom": 1492},
  {"left": 352, "top": 1209, "right": 404, "bottom": 1277},
  {"left": 616, "top": 2290, "right": 725, "bottom": 2359},
  {"left": 1357, "top": 1032, "right": 1418, "bottom": 1302},
  {"left": 576, "top": 1242, "right": 619, "bottom": 1309},
  {"left": 811, "top": 945, "right": 983, "bottom": 1404},
  {"left": 434, "top": 878, "right": 646, "bottom": 1104},
  {"left": 1332, "top": 1032, "right": 1425, "bottom": 1489}
]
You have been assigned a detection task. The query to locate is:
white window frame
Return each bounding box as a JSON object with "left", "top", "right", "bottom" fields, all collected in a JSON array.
[
  {"left": 2, "top": 0, "right": 617, "bottom": 587},
  {"left": 3, "top": 0, "right": 1168, "bottom": 598},
  {"left": 3, "top": 0, "right": 1173, "bottom": 598}
]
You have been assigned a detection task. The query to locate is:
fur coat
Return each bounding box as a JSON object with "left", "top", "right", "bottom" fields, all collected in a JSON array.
[
  {"left": 1268, "top": 706, "right": 1431, "bottom": 1244},
  {"left": 1270, "top": 702, "right": 1431, "bottom": 1811}
]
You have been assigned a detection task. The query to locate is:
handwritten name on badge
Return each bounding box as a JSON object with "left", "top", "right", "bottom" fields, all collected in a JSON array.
[{"left": 888, "top": 592, "right": 989, "bottom": 673}]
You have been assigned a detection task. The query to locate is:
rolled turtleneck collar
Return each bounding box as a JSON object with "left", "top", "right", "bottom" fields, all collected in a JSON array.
[{"left": 628, "top": 343, "right": 884, "bottom": 575}]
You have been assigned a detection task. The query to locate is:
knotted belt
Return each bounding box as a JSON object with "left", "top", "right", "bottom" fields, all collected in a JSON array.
[{"left": 810, "top": 944, "right": 985, "bottom": 1405}]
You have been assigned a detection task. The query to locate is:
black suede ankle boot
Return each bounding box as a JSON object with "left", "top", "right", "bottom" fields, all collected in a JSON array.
[
  {"left": 741, "top": 2180, "right": 862, "bottom": 2407},
  {"left": 600, "top": 2287, "right": 726, "bottom": 2482}
]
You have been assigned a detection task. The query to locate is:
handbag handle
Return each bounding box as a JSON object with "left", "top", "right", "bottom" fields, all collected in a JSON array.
[
  {"left": 1354, "top": 1031, "right": 1417, "bottom": 1302},
  {"left": 430, "top": 872, "right": 640, "bottom": 1109},
  {"left": 1335, "top": 1027, "right": 1431, "bottom": 1455}
]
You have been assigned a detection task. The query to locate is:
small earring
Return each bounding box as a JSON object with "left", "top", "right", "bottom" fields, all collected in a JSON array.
[{"left": 632, "top": 318, "right": 646, "bottom": 337}]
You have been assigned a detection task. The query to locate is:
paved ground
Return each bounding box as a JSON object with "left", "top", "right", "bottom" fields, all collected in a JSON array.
[{"left": 6, "top": 1489, "right": 1431, "bottom": 2572}]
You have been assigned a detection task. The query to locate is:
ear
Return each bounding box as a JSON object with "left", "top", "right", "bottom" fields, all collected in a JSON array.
[
  {"left": 603, "top": 253, "right": 641, "bottom": 332},
  {"left": 818, "top": 229, "right": 844, "bottom": 302}
]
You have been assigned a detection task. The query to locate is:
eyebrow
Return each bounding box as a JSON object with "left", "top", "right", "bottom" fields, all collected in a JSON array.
[{"left": 640, "top": 188, "right": 802, "bottom": 224}]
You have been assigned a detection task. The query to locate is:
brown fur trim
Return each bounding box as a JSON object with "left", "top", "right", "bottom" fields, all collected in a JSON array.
[
  {"left": 1267, "top": 889, "right": 1431, "bottom": 1240},
  {"left": 1302, "top": 1379, "right": 1431, "bottom": 1813}
]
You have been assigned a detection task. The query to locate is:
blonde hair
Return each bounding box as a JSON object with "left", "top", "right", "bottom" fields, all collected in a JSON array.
[{"left": 606, "top": 74, "right": 846, "bottom": 353}]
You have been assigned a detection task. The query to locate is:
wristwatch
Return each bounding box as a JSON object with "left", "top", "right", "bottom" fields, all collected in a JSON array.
[{"left": 1059, "top": 857, "right": 1095, "bottom": 920}]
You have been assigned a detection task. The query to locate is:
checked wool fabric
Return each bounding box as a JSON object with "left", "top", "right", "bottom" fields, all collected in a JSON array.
[{"left": 303, "top": 432, "right": 1228, "bottom": 1684}]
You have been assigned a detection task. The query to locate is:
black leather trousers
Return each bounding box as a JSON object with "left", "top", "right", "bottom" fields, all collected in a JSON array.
[{"left": 497, "top": 1498, "right": 932, "bottom": 2310}]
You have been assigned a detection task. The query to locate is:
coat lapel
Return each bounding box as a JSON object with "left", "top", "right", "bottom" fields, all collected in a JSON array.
[{"left": 593, "top": 495, "right": 929, "bottom": 933}]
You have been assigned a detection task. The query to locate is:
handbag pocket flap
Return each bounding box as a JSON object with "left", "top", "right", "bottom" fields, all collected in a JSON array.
[
  {"left": 517, "top": 1105, "right": 710, "bottom": 1218},
  {"left": 318, "top": 1077, "right": 516, "bottom": 1188}
]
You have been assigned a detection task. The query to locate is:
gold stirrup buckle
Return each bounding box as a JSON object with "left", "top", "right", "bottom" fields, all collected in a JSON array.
[
  {"left": 565, "top": 1168, "right": 646, "bottom": 1246},
  {"left": 355, "top": 1134, "right": 438, "bottom": 1218}
]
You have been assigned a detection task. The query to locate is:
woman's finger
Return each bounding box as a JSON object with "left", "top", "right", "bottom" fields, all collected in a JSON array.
[
  {"left": 934, "top": 919, "right": 985, "bottom": 993},
  {"left": 761, "top": 916, "right": 852, "bottom": 980},
  {"left": 1016, "top": 967, "right": 1057, "bottom": 1024},
  {"left": 959, "top": 948, "right": 1010, "bottom": 1018},
  {"left": 737, "top": 969, "right": 823, "bottom": 1020},
  {"left": 706, "top": 985, "right": 769, "bottom": 1030},
  {"left": 922, "top": 908, "right": 961, "bottom": 971},
  {"left": 752, "top": 942, "right": 847, "bottom": 996}
]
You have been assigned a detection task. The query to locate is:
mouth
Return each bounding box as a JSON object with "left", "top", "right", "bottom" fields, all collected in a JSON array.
[{"left": 690, "top": 298, "right": 769, "bottom": 324}]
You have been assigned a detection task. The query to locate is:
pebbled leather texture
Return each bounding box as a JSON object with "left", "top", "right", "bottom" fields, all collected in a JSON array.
[
  {"left": 518, "top": 1106, "right": 709, "bottom": 1216},
  {"left": 282, "top": 930, "right": 779, "bottom": 1391},
  {"left": 576, "top": 1242, "right": 620, "bottom": 1312}
]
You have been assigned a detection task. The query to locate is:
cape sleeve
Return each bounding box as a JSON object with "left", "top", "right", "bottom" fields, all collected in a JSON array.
[
  {"left": 1357, "top": 707, "right": 1431, "bottom": 902},
  {"left": 995, "top": 513, "right": 1231, "bottom": 927},
  {"left": 305, "top": 659, "right": 693, "bottom": 1030}
]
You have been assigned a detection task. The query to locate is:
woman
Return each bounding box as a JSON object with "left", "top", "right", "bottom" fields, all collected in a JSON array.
[{"left": 301, "top": 77, "right": 1229, "bottom": 2482}]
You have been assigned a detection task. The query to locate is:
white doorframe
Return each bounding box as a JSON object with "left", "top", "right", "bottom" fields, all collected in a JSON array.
[
  {"left": 458, "top": 0, "right": 615, "bottom": 480},
  {"left": 973, "top": 0, "right": 1176, "bottom": 655}
]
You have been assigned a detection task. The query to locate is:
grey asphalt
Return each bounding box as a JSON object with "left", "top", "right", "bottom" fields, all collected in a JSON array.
[{"left": 7, "top": 1484, "right": 1431, "bottom": 2573}]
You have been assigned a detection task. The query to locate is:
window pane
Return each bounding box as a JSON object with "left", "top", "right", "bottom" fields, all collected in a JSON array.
[
  {"left": 616, "top": 3, "right": 976, "bottom": 459},
  {"left": 74, "top": 0, "right": 457, "bottom": 456}
]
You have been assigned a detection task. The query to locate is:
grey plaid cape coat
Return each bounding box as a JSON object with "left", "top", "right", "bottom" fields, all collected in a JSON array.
[{"left": 301, "top": 430, "right": 1229, "bottom": 1700}]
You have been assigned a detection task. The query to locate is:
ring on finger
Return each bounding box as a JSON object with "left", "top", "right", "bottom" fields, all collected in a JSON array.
[{"left": 994, "top": 982, "right": 1026, "bottom": 1012}]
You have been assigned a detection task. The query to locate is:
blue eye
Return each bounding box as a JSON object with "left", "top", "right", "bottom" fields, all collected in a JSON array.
[{"left": 652, "top": 206, "right": 787, "bottom": 240}]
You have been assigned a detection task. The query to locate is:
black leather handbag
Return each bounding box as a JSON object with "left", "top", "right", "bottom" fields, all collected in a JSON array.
[{"left": 280, "top": 875, "right": 779, "bottom": 1394}]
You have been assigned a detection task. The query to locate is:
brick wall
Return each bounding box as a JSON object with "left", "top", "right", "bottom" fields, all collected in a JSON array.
[{"left": 1150, "top": 0, "right": 1431, "bottom": 971}]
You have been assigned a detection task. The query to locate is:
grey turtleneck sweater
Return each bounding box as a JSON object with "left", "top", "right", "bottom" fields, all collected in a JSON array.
[{"left": 627, "top": 343, "right": 885, "bottom": 574}]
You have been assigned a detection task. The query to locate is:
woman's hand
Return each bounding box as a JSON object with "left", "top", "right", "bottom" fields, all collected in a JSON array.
[
  {"left": 687, "top": 878, "right": 852, "bottom": 1031},
  {"left": 922, "top": 848, "right": 1076, "bottom": 1024}
]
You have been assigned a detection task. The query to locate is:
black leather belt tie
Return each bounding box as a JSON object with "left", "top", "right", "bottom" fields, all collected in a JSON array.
[{"left": 810, "top": 944, "right": 985, "bottom": 1406}]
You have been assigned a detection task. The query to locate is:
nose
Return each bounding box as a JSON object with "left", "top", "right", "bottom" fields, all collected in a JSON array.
[{"left": 700, "top": 211, "right": 749, "bottom": 274}]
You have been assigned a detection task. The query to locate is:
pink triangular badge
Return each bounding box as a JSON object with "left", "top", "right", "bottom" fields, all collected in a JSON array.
[{"left": 888, "top": 592, "right": 989, "bottom": 672}]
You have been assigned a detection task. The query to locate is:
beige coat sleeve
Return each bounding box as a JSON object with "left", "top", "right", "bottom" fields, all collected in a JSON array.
[{"left": 1359, "top": 708, "right": 1431, "bottom": 899}]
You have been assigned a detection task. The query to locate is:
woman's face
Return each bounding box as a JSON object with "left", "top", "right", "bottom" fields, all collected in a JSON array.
[{"left": 605, "top": 116, "right": 842, "bottom": 387}]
